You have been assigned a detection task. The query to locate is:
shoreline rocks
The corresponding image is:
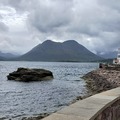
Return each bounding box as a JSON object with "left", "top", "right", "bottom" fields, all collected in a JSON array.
[
  {"left": 21, "top": 113, "right": 50, "bottom": 120},
  {"left": 82, "top": 67, "right": 120, "bottom": 94},
  {"left": 7, "top": 68, "right": 53, "bottom": 82}
]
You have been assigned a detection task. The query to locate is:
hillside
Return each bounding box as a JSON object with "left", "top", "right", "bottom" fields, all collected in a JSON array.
[
  {"left": 0, "top": 51, "right": 18, "bottom": 59},
  {"left": 0, "top": 56, "right": 5, "bottom": 61},
  {"left": 17, "top": 40, "right": 103, "bottom": 62},
  {"left": 97, "top": 51, "right": 117, "bottom": 59}
]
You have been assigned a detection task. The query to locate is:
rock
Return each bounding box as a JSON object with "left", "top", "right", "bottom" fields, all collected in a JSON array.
[
  {"left": 82, "top": 68, "right": 120, "bottom": 93},
  {"left": 7, "top": 68, "right": 53, "bottom": 82},
  {"left": 99, "top": 63, "right": 120, "bottom": 70},
  {"left": 21, "top": 113, "right": 50, "bottom": 120}
]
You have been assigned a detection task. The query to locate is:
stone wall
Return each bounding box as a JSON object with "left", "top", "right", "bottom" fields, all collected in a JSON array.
[{"left": 95, "top": 99, "right": 120, "bottom": 120}]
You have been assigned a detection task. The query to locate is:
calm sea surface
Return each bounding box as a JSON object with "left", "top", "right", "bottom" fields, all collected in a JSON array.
[{"left": 0, "top": 61, "right": 98, "bottom": 119}]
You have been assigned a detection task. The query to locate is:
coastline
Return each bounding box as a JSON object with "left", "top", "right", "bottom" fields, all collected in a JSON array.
[
  {"left": 73, "top": 64, "right": 120, "bottom": 103},
  {"left": 12, "top": 65, "right": 120, "bottom": 120},
  {"left": 82, "top": 66, "right": 120, "bottom": 94}
]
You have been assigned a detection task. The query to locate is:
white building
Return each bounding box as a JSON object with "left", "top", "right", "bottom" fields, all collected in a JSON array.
[{"left": 113, "top": 48, "right": 120, "bottom": 64}]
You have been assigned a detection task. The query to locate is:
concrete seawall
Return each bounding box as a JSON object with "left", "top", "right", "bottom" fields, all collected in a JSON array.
[{"left": 42, "top": 87, "right": 120, "bottom": 120}]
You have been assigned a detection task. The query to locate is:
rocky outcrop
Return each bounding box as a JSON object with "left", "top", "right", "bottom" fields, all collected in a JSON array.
[
  {"left": 99, "top": 63, "right": 120, "bottom": 70},
  {"left": 21, "top": 113, "right": 50, "bottom": 120},
  {"left": 7, "top": 68, "right": 53, "bottom": 82},
  {"left": 82, "top": 67, "right": 120, "bottom": 94}
]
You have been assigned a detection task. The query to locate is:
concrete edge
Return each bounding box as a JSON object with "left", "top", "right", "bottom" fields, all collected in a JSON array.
[{"left": 42, "top": 87, "right": 120, "bottom": 120}]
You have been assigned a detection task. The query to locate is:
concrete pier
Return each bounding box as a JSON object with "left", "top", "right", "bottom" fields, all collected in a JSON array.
[{"left": 42, "top": 87, "right": 120, "bottom": 120}]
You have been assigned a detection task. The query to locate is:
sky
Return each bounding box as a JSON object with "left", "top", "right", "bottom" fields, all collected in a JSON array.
[{"left": 0, "top": 0, "right": 120, "bottom": 55}]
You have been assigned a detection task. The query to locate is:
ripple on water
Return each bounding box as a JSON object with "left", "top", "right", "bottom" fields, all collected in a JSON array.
[{"left": 0, "top": 61, "right": 98, "bottom": 119}]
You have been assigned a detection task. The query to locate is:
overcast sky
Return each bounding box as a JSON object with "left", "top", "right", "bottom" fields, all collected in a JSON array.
[{"left": 0, "top": 0, "right": 120, "bottom": 55}]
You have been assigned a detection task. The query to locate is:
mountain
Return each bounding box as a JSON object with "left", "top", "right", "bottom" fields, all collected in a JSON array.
[
  {"left": 97, "top": 51, "right": 117, "bottom": 59},
  {"left": 0, "top": 51, "right": 19, "bottom": 59},
  {"left": 0, "top": 56, "right": 5, "bottom": 61},
  {"left": 17, "top": 40, "right": 103, "bottom": 62},
  {"left": 99, "top": 58, "right": 113, "bottom": 63}
]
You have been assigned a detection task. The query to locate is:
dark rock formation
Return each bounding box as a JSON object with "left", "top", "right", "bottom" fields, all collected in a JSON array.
[
  {"left": 7, "top": 68, "right": 53, "bottom": 82},
  {"left": 21, "top": 113, "right": 50, "bottom": 120},
  {"left": 99, "top": 63, "right": 120, "bottom": 70}
]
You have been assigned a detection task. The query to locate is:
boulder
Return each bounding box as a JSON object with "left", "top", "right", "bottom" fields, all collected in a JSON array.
[{"left": 7, "top": 68, "right": 53, "bottom": 82}]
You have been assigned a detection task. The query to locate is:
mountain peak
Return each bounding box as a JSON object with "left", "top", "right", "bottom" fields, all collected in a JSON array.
[
  {"left": 63, "top": 40, "right": 77, "bottom": 43},
  {"left": 42, "top": 40, "right": 78, "bottom": 45},
  {"left": 42, "top": 40, "right": 54, "bottom": 44},
  {"left": 63, "top": 40, "right": 82, "bottom": 47},
  {"left": 18, "top": 40, "right": 102, "bottom": 61},
  {"left": 63, "top": 40, "right": 79, "bottom": 45}
]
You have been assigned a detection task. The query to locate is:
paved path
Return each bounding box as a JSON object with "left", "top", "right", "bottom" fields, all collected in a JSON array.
[{"left": 42, "top": 87, "right": 120, "bottom": 120}]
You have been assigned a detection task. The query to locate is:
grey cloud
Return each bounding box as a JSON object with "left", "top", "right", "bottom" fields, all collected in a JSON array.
[
  {"left": 0, "top": 22, "right": 8, "bottom": 32},
  {"left": 98, "top": 0, "right": 120, "bottom": 11},
  {"left": 0, "top": 33, "right": 40, "bottom": 54},
  {"left": 1, "top": 0, "right": 73, "bottom": 32},
  {"left": 69, "top": 0, "right": 120, "bottom": 35},
  {"left": 0, "top": 0, "right": 31, "bottom": 11},
  {"left": 0, "top": 0, "right": 120, "bottom": 54},
  {"left": 0, "top": 15, "right": 2, "bottom": 19},
  {"left": 27, "top": 0, "right": 73, "bottom": 33},
  {"left": 87, "top": 31, "right": 120, "bottom": 54}
]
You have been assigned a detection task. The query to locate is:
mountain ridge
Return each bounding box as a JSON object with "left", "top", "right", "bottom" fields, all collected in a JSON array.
[
  {"left": 0, "top": 51, "right": 18, "bottom": 59},
  {"left": 17, "top": 40, "right": 102, "bottom": 62},
  {"left": 97, "top": 51, "right": 117, "bottom": 59},
  {"left": 0, "top": 56, "right": 5, "bottom": 61}
]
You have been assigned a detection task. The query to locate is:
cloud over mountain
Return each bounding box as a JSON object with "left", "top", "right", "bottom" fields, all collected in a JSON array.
[{"left": 0, "top": 0, "right": 120, "bottom": 54}]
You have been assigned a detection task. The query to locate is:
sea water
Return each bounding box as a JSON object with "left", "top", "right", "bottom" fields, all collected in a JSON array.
[{"left": 0, "top": 61, "right": 98, "bottom": 119}]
